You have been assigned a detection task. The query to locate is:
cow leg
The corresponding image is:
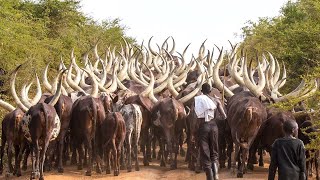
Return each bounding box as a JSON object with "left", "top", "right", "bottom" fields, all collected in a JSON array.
[
  {"left": 160, "top": 138, "right": 166, "bottom": 167},
  {"left": 232, "top": 144, "right": 239, "bottom": 175},
  {"left": 84, "top": 139, "right": 92, "bottom": 176},
  {"left": 70, "top": 141, "right": 77, "bottom": 165},
  {"left": 57, "top": 131, "right": 66, "bottom": 173},
  {"left": 135, "top": 132, "right": 140, "bottom": 171},
  {"left": 39, "top": 136, "right": 51, "bottom": 180},
  {"left": 111, "top": 139, "right": 119, "bottom": 176},
  {"left": 77, "top": 143, "right": 84, "bottom": 170},
  {"left": 152, "top": 135, "right": 157, "bottom": 159},
  {"left": 126, "top": 132, "right": 132, "bottom": 172},
  {"left": 258, "top": 148, "right": 264, "bottom": 167},
  {"left": 140, "top": 128, "right": 149, "bottom": 166},
  {"left": 13, "top": 145, "right": 20, "bottom": 175},
  {"left": 83, "top": 146, "right": 88, "bottom": 167},
  {"left": 32, "top": 140, "right": 40, "bottom": 180},
  {"left": 105, "top": 148, "right": 111, "bottom": 174},
  {"left": 15, "top": 142, "right": 25, "bottom": 177},
  {"left": 22, "top": 145, "right": 30, "bottom": 171},
  {"left": 0, "top": 131, "right": 6, "bottom": 175},
  {"left": 7, "top": 141, "right": 14, "bottom": 174}
]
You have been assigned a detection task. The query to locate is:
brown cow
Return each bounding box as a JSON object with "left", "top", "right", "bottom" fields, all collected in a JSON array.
[
  {"left": 69, "top": 94, "right": 109, "bottom": 176},
  {"left": 101, "top": 112, "right": 126, "bottom": 176},
  {"left": 42, "top": 94, "right": 72, "bottom": 173},
  {"left": 0, "top": 108, "right": 27, "bottom": 175},
  {"left": 151, "top": 97, "right": 187, "bottom": 169},
  {"left": 247, "top": 110, "right": 295, "bottom": 170},
  {"left": 226, "top": 91, "right": 267, "bottom": 178}
]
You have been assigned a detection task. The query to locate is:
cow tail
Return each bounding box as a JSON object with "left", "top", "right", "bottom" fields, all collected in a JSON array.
[
  {"left": 92, "top": 100, "right": 98, "bottom": 154},
  {"left": 245, "top": 107, "right": 253, "bottom": 125},
  {"left": 42, "top": 103, "right": 49, "bottom": 138}
]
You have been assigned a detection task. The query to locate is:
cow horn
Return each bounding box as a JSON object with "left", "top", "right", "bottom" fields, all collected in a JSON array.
[
  {"left": 178, "top": 73, "right": 206, "bottom": 104},
  {"left": 169, "top": 36, "right": 176, "bottom": 54},
  {"left": 272, "top": 58, "right": 281, "bottom": 86},
  {"left": 82, "top": 68, "right": 99, "bottom": 97},
  {"left": 117, "top": 54, "right": 128, "bottom": 81},
  {"left": 30, "top": 73, "right": 42, "bottom": 105},
  {"left": 48, "top": 70, "right": 67, "bottom": 106},
  {"left": 148, "top": 36, "right": 157, "bottom": 56},
  {"left": 43, "top": 64, "right": 53, "bottom": 93},
  {"left": 213, "top": 47, "right": 234, "bottom": 97},
  {"left": 0, "top": 99, "right": 15, "bottom": 112},
  {"left": 10, "top": 65, "right": 29, "bottom": 112},
  {"left": 105, "top": 62, "right": 119, "bottom": 93},
  {"left": 230, "top": 53, "right": 245, "bottom": 87},
  {"left": 243, "top": 57, "right": 266, "bottom": 99},
  {"left": 278, "top": 62, "right": 287, "bottom": 89},
  {"left": 141, "top": 64, "right": 155, "bottom": 97}
]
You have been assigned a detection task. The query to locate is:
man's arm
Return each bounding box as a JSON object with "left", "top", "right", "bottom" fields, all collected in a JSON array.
[
  {"left": 268, "top": 141, "right": 278, "bottom": 180},
  {"left": 216, "top": 100, "right": 227, "bottom": 120}
]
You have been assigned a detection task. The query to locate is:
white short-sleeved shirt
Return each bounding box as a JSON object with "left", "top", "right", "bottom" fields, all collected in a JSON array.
[{"left": 194, "top": 94, "right": 217, "bottom": 122}]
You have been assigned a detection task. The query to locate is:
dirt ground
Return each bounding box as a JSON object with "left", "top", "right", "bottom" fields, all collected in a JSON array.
[{"left": 0, "top": 152, "right": 316, "bottom": 180}]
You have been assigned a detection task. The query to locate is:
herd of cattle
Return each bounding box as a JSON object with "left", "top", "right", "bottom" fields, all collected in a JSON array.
[{"left": 0, "top": 37, "right": 319, "bottom": 180}]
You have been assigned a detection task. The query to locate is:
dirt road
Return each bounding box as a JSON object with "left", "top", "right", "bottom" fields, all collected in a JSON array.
[{"left": 1, "top": 154, "right": 276, "bottom": 180}]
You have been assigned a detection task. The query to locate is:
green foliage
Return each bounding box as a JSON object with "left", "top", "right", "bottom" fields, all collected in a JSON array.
[
  {"left": 0, "top": 0, "right": 135, "bottom": 120},
  {"left": 240, "top": 0, "right": 320, "bottom": 90},
  {"left": 240, "top": 0, "right": 320, "bottom": 151}
]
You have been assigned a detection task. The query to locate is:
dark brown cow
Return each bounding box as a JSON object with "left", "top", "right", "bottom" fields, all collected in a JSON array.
[
  {"left": 21, "top": 102, "right": 61, "bottom": 180},
  {"left": 151, "top": 98, "right": 187, "bottom": 169},
  {"left": 0, "top": 108, "right": 27, "bottom": 175},
  {"left": 101, "top": 112, "right": 126, "bottom": 176},
  {"left": 226, "top": 91, "right": 267, "bottom": 178},
  {"left": 42, "top": 95, "right": 72, "bottom": 173},
  {"left": 69, "top": 94, "right": 109, "bottom": 176},
  {"left": 247, "top": 110, "right": 295, "bottom": 170}
]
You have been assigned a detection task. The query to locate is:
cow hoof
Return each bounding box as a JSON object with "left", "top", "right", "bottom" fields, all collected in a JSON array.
[
  {"left": 58, "top": 167, "right": 64, "bottom": 173},
  {"left": 258, "top": 162, "right": 264, "bottom": 167},
  {"left": 96, "top": 167, "right": 102, "bottom": 174},
  {"left": 39, "top": 177, "right": 44, "bottom": 180},
  {"left": 77, "top": 165, "right": 83, "bottom": 170},
  {"left": 22, "top": 165, "right": 27, "bottom": 171},
  {"left": 106, "top": 169, "right": 111, "bottom": 174},
  {"left": 195, "top": 166, "right": 201, "bottom": 173},
  {"left": 135, "top": 166, "right": 140, "bottom": 171},
  {"left": 170, "top": 164, "right": 177, "bottom": 170},
  {"left": 85, "top": 171, "right": 92, "bottom": 176},
  {"left": 143, "top": 161, "right": 149, "bottom": 166},
  {"left": 237, "top": 172, "right": 243, "bottom": 178},
  {"left": 114, "top": 170, "right": 119, "bottom": 176},
  {"left": 247, "top": 163, "right": 254, "bottom": 171},
  {"left": 127, "top": 168, "right": 132, "bottom": 172},
  {"left": 160, "top": 161, "right": 166, "bottom": 167},
  {"left": 15, "top": 170, "right": 22, "bottom": 177}
]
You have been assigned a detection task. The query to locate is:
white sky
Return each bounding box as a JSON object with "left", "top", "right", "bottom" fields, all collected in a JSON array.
[{"left": 80, "top": 0, "right": 288, "bottom": 58}]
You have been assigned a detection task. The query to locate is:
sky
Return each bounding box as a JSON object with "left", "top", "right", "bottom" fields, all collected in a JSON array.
[{"left": 80, "top": 0, "right": 288, "bottom": 59}]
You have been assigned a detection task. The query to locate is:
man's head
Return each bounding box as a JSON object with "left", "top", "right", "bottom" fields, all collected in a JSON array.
[
  {"left": 283, "top": 120, "right": 298, "bottom": 137},
  {"left": 201, "top": 83, "right": 211, "bottom": 95}
]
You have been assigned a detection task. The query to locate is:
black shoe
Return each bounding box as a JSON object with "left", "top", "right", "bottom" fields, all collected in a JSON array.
[
  {"left": 205, "top": 168, "right": 213, "bottom": 180},
  {"left": 212, "top": 163, "right": 219, "bottom": 180}
]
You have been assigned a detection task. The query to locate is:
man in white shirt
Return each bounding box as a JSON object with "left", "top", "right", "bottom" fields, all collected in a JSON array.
[{"left": 195, "top": 83, "right": 227, "bottom": 180}]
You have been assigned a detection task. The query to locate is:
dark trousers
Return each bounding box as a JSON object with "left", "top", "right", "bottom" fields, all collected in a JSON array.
[{"left": 198, "top": 118, "right": 219, "bottom": 171}]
